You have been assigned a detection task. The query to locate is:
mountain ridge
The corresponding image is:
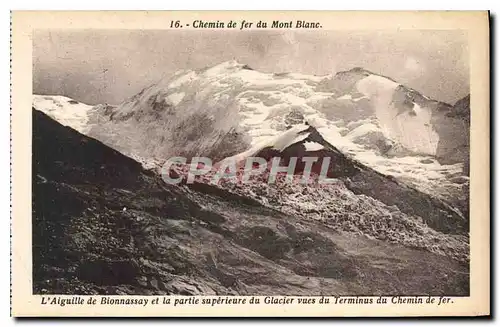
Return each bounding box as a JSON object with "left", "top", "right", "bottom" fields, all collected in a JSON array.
[{"left": 33, "top": 61, "right": 470, "bottom": 208}]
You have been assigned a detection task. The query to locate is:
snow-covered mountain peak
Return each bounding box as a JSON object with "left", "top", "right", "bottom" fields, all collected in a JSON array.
[
  {"left": 201, "top": 59, "right": 248, "bottom": 76},
  {"left": 98, "top": 61, "right": 332, "bottom": 153},
  {"left": 32, "top": 95, "right": 96, "bottom": 134},
  {"left": 33, "top": 61, "right": 469, "bottom": 205}
]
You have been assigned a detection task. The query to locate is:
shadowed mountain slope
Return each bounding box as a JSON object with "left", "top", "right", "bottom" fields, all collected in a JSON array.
[{"left": 32, "top": 109, "right": 468, "bottom": 295}]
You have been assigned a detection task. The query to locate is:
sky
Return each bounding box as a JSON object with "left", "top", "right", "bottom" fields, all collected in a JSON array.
[{"left": 33, "top": 29, "right": 469, "bottom": 105}]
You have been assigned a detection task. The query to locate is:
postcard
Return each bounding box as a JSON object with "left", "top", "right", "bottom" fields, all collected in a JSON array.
[{"left": 10, "top": 10, "right": 490, "bottom": 317}]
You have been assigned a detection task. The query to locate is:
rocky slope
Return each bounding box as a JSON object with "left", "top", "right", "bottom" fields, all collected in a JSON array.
[
  {"left": 33, "top": 109, "right": 469, "bottom": 295},
  {"left": 218, "top": 123, "right": 467, "bottom": 234},
  {"left": 170, "top": 123, "right": 469, "bottom": 263}
]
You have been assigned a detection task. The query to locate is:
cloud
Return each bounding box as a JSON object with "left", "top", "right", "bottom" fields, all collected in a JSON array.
[
  {"left": 403, "top": 57, "right": 425, "bottom": 76},
  {"left": 33, "top": 30, "right": 468, "bottom": 105}
]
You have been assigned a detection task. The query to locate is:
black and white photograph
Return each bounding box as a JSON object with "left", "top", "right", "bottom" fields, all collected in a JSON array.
[
  {"left": 31, "top": 27, "right": 472, "bottom": 296},
  {"left": 10, "top": 10, "right": 490, "bottom": 317}
]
